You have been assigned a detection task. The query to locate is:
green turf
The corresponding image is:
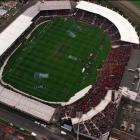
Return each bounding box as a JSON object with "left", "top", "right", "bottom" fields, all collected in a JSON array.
[{"left": 2, "top": 17, "right": 111, "bottom": 102}]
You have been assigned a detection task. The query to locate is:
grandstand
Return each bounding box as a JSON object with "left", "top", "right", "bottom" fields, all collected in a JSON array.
[
  {"left": 0, "top": 0, "right": 139, "bottom": 140},
  {"left": 0, "top": 85, "right": 55, "bottom": 122},
  {"left": 60, "top": 1, "right": 139, "bottom": 140},
  {"left": 76, "top": 1, "right": 139, "bottom": 44}
]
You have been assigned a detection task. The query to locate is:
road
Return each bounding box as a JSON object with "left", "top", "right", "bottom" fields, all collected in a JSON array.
[
  {"left": 109, "top": 0, "right": 140, "bottom": 26},
  {"left": 0, "top": 105, "right": 76, "bottom": 140},
  {"left": 118, "top": 0, "right": 140, "bottom": 17}
]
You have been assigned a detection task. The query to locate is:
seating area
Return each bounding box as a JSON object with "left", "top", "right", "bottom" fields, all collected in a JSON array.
[
  {"left": 32, "top": 9, "right": 71, "bottom": 26},
  {"left": 60, "top": 9, "right": 136, "bottom": 139},
  {"left": 61, "top": 9, "right": 133, "bottom": 118},
  {"left": 73, "top": 102, "right": 116, "bottom": 139},
  {"left": 73, "top": 9, "right": 121, "bottom": 46},
  {"left": 61, "top": 45, "right": 132, "bottom": 118}
]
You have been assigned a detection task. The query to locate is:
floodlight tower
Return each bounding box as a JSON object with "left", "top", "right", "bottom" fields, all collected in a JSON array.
[{"left": 76, "top": 111, "right": 82, "bottom": 140}]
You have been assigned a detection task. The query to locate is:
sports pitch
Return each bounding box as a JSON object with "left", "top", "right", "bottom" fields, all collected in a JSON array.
[{"left": 2, "top": 18, "right": 111, "bottom": 102}]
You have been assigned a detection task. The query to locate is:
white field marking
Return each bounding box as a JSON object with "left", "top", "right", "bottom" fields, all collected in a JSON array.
[{"left": 26, "top": 20, "right": 51, "bottom": 39}]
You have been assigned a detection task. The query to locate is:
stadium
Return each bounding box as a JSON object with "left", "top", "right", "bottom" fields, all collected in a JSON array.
[{"left": 0, "top": 0, "right": 139, "bottom": 140}]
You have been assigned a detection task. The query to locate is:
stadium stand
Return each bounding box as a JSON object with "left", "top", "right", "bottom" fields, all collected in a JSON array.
[
  {"left": 0, "top": 15, "right": 32, "bottom": 56},
  {"left": 76, "top": 1, "right": 139, "bottom": 44},
  {"left": 0, "top": 85, "right": 55, "bottom": 122},
  {"left": 60, "top": 1, "right": 139, "bottom": 139}
]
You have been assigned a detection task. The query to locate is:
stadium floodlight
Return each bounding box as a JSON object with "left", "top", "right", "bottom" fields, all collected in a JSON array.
[{"left": 76, "top": 111, "right": 83, "bottom": 140}]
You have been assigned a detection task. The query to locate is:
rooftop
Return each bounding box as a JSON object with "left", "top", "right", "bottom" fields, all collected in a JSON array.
[
  {"left": 0, "top": 85, "right": 55, "bottom": 122},
  {"left": 120, "top": 48, "right": 140, "bottom": 102},
  {"left": 111, "top": 97, "right": 140, "bottom": 139}
]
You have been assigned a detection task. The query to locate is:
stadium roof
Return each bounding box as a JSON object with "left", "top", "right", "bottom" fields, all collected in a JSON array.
[
  {"left": 76, "top": 1, "right": 139, "bottom": 44},
  {"left": 39, "top": 1, "right": 71, "bottom": 11},
  {"left": 23, "top": 1, "right": 71, "bottom": 18},
  {"left": 0, "top": 85, "right": 55, "bottom": 122},
  {"left": 23, "top": 2, "right": 40, "bottom": 18},
  {"left": 0, "top": 15, "right": 32, "bottom": 56}
]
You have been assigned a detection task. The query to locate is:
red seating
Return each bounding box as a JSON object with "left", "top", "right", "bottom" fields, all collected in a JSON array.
[{"left": 60, "top": 10, "right": 134, "bottom": 139}]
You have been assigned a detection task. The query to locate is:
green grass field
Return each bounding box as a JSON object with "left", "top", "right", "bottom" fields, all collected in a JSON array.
[{"left": 2, "top": 18, "right": 111, "bottom": 102}]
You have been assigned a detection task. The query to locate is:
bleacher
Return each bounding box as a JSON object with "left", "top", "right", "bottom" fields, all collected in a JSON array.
[{"left": 60, "top": 4, "right": 138, "bottom": 139}]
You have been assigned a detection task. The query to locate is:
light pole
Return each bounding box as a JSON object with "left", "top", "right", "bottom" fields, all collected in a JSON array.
[{"left": 76, "top": 111, "right": 82, "bottom": 140}]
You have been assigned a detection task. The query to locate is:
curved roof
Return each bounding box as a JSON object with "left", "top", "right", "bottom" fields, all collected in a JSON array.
[{"left": 76, "top": 1, "right": 139, "bottom": 44}]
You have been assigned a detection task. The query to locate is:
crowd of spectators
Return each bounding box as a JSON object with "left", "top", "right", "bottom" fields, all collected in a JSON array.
[
  {"left": 60, "top": 9, "right": 135, "bottom": 139},
  {"left": 74, "top": 9, "right": 120, "bottom": 46}
]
